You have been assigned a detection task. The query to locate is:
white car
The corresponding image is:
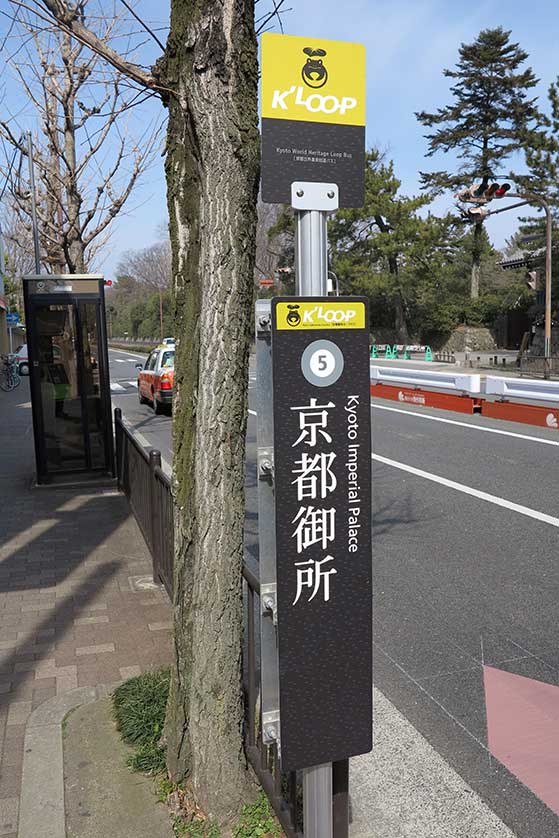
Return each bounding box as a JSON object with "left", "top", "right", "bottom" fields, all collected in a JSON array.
[
  {"left": 14, "top": 344, "right": 62, "bottom": 376},
  {"left": 14, "top": 345, "right": 29, "bottom": 376}
]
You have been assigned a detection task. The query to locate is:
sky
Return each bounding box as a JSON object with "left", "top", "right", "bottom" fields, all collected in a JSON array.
[{"left": 1, "top": 0, "right": 558, "bottom": 277}]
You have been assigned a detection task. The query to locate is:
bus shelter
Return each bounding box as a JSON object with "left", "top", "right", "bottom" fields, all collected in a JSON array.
[{"left": 23, "top": 274, "right": 114, "bottom": 484}]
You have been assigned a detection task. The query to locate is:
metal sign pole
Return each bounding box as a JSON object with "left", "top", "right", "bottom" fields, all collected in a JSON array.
[
  {"left": 8, "top": 326, "right": 13, "bottom": 353},
  {"left": 293, "top": 182, "right": 337, "bottom": 838}
]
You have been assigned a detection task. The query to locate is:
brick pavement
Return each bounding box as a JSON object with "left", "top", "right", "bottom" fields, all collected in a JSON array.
[{"left": 0, "top": 382, "right": 173, "bottom": 836}]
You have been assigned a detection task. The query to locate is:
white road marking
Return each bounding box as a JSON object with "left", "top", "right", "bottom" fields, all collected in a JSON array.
[
  {"left": 110, "top": 383, "right": 125, "bottom": 391},
  {"left": 127, "top": 381, "right": 138, "bottom": 387},
  {"left": 371, "top": 401, "right": 559, "bottom": 447},
  {"left": 373, "top": 453, "right": 559, "bottom": 528},
  {"left": 115, "top": 359, "right": 128, "bottom": 363},
  {"left": 108, "top": 348, "right": 147, "bottom": 360},
  {"left": 248, "top": 409, "right": 257, "bottom": 416}
]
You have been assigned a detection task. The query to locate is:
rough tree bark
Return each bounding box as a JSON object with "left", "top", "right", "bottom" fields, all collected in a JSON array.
[
  {"left": 34, "top": 0, "right": 261, "bottom": 823},
  {"left": 160, "top": 1, "right": 260, "bottom": 821}
]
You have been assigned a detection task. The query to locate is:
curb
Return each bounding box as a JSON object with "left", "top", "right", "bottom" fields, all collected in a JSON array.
[{"left": 18, "top": 683, "right": 118, "bottom": 838}]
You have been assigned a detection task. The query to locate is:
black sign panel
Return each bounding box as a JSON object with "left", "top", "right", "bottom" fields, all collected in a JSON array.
[
  {"left": 261, "top": 119, "right": 365, "bottom": 208},
  {"left": 271, "top": 297, "right": 372, "bottom": 771},
  {"left": 260, "top": 33, "right": 366, "bottom": 209}
]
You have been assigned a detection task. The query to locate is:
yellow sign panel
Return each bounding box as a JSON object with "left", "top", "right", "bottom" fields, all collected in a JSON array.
[
  {"left": 261, "top": 33, "right": 366, "bottom": 127},
  {"left": 276, "top": 301, "right": 366, "bottom": 330}
]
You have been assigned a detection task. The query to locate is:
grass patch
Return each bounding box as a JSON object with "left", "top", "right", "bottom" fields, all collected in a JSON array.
[
  {"left": 172, "top": 817, "right": 221, "bottom": 837},
  {"left": 115, "top": 674, "right": 283, "bottom": 836},
  {"left": 112, "top": 668, "right": 170, "bottom": 774},
  {"left": 232, "top": 793, "right": 282, "bottom": 837}
]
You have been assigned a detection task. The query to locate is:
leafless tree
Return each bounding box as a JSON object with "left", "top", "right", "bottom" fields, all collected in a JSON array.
[
  {"left": 11, "top": 0, "right": 289, "bottom": 824},
  {"left": 117, "top": 238, "right": 171, "bottom": 338},
  {"left": 254, "top": 198, "right": 281, "bottom": 280},
  {"left": 0, "top": 7, "right": 162, "bottom": 273}
]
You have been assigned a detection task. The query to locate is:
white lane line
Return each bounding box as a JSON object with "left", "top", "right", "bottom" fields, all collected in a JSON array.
[
  {"left": 110, "top": 383, "right": 125, "bottom": 392},
  {"left": 371, "top": 401, "right": 559, "bottom": 447},
  {"left": 248, "top": 409, "right": 257, "bottom": 416},
  {"left": 114, "top": 359, "right": 128, "bottom": 363},
  {"left": 108, "top": 348, "right": 147, "bottom": 360},
  {"left": 373, "top": 453, "right": 559, "bottom": 528},
  {"left": 127, "top": 381, "right": 138, "bottom": 387}
]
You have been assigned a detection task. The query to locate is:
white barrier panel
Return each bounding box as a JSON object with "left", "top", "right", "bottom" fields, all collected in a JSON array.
[
  {"left": 486, "top": 376, "right": 559, "bottom": 403},
  {"left": 371, "top": 365, "right": 481, "bottom": 395}
]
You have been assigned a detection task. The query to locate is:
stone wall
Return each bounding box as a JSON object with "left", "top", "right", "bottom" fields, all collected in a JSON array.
[
  {"left": 528, "top": 326, "right": 559, "bottom": 355},
  {"left": 442, "top": 326, "right": 497, "bottom": 353}
]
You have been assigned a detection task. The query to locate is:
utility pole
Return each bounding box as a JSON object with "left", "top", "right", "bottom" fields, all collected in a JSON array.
[{"left": 26, "top": 132, "right": 41, "bottom": 275}]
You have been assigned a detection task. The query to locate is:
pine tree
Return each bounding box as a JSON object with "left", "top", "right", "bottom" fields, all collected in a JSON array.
[
  {"left": 328, "top": 149, "right": 460, "bottom": 343},
  {"left": 416, "top": 27, "right": 545, "bottom": 299}
]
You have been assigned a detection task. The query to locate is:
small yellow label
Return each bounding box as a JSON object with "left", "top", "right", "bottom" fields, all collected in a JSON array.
[
  {"left": 276, "top": 301, "right": 365, "bottom": 330},
  {"left": 261, "top": 33, "right": 366, "bottom": 127}
]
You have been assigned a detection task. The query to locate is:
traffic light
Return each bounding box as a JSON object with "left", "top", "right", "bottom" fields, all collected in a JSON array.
[
  {"left": 494, "top": 183, "right": 510, "bottom": 198},
  {"left": 455, "top": 180, "right": 511, "bottom": 204}
]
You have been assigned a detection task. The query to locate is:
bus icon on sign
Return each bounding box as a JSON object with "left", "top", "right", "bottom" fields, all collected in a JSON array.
[{"left": 286, "top": 304, "right": 301, "bottom": 327}]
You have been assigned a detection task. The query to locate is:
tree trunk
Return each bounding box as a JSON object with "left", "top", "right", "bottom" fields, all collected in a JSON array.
[
  {"left": 471, "top": 221, "right": 482, "bottom": 299},
  {"left": 61, "top": 32, "right": 85, "bottom": 272},
  {"left": 386, "top": 249, "right": 409, "bottom": 343},
  {"left": 162, "top": 0, "right": 259, "bottom": 824},
  {"left": 394, "top": 292, "right": 410, "bottom": 343}
]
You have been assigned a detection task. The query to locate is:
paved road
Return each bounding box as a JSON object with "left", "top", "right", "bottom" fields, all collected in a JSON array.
[
  {"left": 108, "top": 347, "right": 173, "bottom": 468},
  {"left": 109, "top": 347, "right": 559, "bottom": 837}
]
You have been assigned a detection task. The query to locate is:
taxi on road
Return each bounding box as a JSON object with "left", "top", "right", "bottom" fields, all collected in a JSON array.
[{"left": 136, "top": 344, "right": 175, "bottom": 414}]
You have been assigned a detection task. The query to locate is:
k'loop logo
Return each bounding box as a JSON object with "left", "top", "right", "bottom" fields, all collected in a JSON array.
[
  {"left": 271, "top": 45, "right": 356, "bottom": 116},
  {"left": 271, "top": 86, "right": 357, "bottom": 116},
  {"left": 286, "top": 304, "right": 302, "bottom": 327},
  {"left": 302, "top": 47, "right": 328, "bottom": 89}
]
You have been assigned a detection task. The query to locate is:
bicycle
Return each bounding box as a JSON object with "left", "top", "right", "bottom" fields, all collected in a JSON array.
[{"left": 0, "top": 354, "right": 21, "bottom": 391}]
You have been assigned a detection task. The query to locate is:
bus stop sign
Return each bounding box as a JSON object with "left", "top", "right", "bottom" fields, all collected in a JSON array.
[
  {"left": 261, "top": 33, "right": 366, "bottom": 207},
  {"left": 271, "top": 297, "right": 372, "bottom": 771}
]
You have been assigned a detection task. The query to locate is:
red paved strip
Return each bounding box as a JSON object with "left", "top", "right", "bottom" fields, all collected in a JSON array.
[{"left": 484, "top": 665, "right": 559, "bottom": 817}]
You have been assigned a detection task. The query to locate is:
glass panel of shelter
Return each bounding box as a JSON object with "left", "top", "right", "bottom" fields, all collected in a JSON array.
[{"left": 35, "top": 303, "right": 86, "bottom": 472}]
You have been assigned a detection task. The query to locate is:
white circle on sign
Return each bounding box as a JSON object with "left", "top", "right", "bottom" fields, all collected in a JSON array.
[
  {"left": 301, "top": 340, "right": 344, "bottom": 387},
  {"left": 309, "top": 347, "right": 336, "bottom": 378}
]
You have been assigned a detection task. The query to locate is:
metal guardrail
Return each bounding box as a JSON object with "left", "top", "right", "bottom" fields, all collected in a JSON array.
[
  {"left": 370, "top": 364, "right": 481, "bottom": 394},
  {"left": 114, "top": 408, "right": 173, "bottom": 596},
  {"left": 113, "top": 407, "right": 302, "bottom": 837},
  {"left": 485, "top": 375, "right": 559, "bottom": 403}
]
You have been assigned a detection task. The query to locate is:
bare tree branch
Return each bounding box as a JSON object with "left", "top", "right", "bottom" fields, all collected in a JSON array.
[
  {"left": 116, "top": 0, "right": 166, "bottom": 52},
  {"left": 10, "top": 0, "right": 162, "bottom": 91},
  {"left": 1, "top": 3, "right": 162, "bottom": 273}
]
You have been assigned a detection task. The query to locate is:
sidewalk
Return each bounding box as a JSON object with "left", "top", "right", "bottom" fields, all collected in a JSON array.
[{"left": 0, "top": 383, "right": 172, "bottom": 837}]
